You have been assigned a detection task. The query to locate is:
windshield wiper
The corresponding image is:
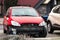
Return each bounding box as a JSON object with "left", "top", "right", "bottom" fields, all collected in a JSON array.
[
  {"left": 19, "top": 15, "right": 36, "bottom": 16},
  {"left": 12, "top": 15, "right": 20, "bottom": 16},
  {"left": 12, "top": 15, "right": 36, "bottom": 17}
]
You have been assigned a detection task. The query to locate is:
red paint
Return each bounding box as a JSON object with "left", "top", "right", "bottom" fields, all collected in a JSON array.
[
  {"left": 12, "top": 16, "right": 43, "bottom": 24},
  {"left": 3, "top": 6, "right": 44, "bottom": 26}
]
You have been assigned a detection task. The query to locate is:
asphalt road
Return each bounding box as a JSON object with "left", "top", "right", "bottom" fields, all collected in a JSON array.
[{"left": 0, "top": 25, "right": 60, "bottom": 38}]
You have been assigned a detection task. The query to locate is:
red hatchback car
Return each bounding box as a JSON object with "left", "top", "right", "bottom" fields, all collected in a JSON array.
[{"left": 3, "top": 6, "right": 47, "bottom": 37}]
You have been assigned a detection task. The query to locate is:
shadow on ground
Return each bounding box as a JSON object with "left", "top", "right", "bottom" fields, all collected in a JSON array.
[{"left": 54, "top": 32, "right": 60, "bottom": 35}]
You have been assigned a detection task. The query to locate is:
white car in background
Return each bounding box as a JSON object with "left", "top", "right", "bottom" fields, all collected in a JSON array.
[{"left": 47, "top": 5, "right": 60, "bottom": 33}]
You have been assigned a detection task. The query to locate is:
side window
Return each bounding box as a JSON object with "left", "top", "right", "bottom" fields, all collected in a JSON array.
[{"left": 53, "top": 6, "right": 60, "bottom": 13}]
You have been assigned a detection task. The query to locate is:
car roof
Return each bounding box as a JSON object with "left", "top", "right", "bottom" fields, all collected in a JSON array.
[{"left": 9, "top": 6, "right": 33, "bottom": 9}]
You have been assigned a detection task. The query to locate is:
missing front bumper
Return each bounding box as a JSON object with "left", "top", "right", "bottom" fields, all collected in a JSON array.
[{"left": 8, "top": 26, "right": 44, "bottom": 34}]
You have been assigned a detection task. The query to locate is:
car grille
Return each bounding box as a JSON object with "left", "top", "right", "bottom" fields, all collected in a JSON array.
[
  {"left": 10, "top": 23, "right": 39, "bottom": 28},
  {"left": 21, "top": 23, "right": 39, "bottom": 27}
]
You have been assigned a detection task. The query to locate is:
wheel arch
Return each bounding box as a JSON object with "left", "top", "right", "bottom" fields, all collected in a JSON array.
[
  {"left": 47, "top": 20, "right": 51, "bottom": 24},
  {"left": 47, "top": 20, "right": 53, "bottom": 25}
]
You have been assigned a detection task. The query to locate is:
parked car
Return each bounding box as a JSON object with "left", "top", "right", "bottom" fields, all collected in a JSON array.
[
  {"left": 47, "top": 5, "right": 60, "bottom": 33},
  {"left": 3, "top": 6, "right": 47, "bottom": 37}
]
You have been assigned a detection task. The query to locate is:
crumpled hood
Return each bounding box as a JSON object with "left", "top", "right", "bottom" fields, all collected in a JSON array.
[{"left": 11, "top": 16, "right": 43, "bottom": 24}]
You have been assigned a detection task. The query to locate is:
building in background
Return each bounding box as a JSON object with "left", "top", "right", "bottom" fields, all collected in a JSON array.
[
  {"left": 0, "top": 0, "right": 60, "bottom": 17},
  {"left": 0, "top": 0, "right": 4, "bottom": 17}
]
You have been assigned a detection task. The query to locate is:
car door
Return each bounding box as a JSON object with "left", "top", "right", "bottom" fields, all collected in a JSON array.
[{"left": 49, "top": 5, "right": 60, "bottom": 25}]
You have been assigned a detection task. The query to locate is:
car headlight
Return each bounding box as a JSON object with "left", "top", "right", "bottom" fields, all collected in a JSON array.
[
  {"left": 11, "top": 21, "right": 21, "bottom": 26},
  {"left": 39, "top": 21, "right": 46, "bottom": 26}
]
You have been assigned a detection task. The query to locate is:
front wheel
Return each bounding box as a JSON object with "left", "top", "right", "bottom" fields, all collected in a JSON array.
[
  {"left": 39, "top": 27, "right": 47, "bottom": 37},
  {"left": 4, "top": 29, "right": 7, "bottom": 33},
  {"left": 3, "top": 25, "right": 7, "bottom": 34},
  {"left": 47, "top": 22, "right": 54, "bottom": 33},
  {"left": 31, "top": 27, "right": 47, "bottom": 37},
  {"left": 3, "top": 28, "right": 9, "bottom": 34},
  {"left": 3, "top": 25, "right": 11, "bottom": 34}
]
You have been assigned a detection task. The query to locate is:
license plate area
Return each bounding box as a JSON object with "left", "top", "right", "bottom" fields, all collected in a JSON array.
[{"left": 21, "top": 23, "right": 39, "bottom": 27}]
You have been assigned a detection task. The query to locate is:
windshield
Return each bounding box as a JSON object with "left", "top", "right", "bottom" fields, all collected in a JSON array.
[{"left": 12, "top": 8, "right": 39, "bottom": 16}]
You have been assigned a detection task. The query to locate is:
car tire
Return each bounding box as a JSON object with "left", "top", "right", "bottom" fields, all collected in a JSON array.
[
  {"left": 39, "top": 27, "right": 47, "bottom": 37},
  {"left": 3, "top": 25, "right": 10, "bottom": 34},
  {"left": 47, "top": 21, "right": 54, "bottom": 33},
  {"left": 4, "top": 28, "right": 9, "bottom": 34},
  {"left": 4, "top": 29, "right": 7, "bottom": 33},
  {"left": 3, "top": 25, "right": 7, "bottom": 34},
  {"left": 31, "top": 27, "right": 47, "bottom": 37}
]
